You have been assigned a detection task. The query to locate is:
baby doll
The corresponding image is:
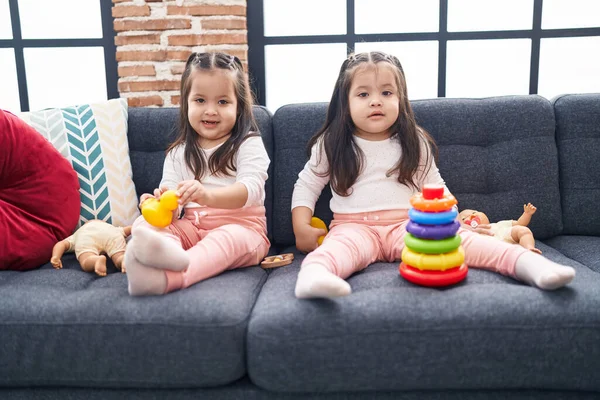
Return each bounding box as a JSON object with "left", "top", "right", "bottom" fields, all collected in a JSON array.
[
  {"left": 51, "top": 220, "right": 132, "bottom": 276},
  {"left": 459, "top": 203, "right": 541, "bottom": 254}
]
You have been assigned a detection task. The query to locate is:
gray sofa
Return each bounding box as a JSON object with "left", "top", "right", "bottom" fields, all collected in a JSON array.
[{"left": 2, "top": 94, "right": 599, "bottom": 399}]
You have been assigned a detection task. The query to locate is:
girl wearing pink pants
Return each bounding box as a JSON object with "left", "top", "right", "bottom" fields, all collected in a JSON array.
[{"left": 292, "top": 51, "right": 575, "bottom": 299}]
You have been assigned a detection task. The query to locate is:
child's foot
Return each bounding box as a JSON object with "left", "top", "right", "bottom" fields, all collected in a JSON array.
[
  {"left": 94, "top": 255, "right": 107, "bottom": 277},
  {"left": 515, "top": 252, "right": 575, "bottom": 290},
  {"left": 132, "top": 227, "right": 189, "bottom": 271},
  {"left": 295, "top": 264, "right": 352, "bottom": 299},
  {"left": 125, "top": 238, "right": 168, "bottom": 296}
]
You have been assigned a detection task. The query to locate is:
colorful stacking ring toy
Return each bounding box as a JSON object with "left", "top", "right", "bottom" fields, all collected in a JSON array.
[
  {"left": 404, "top": 233, "right": 461, "bottom": 254},
  {"left": 401, "top": 247, "right": 465, "bottom": 271},
  {"left": 399, "top": 263, "right": 468, "bottom": 287},
  {"left": 408, "top": 208, "right": 458, "bottom": 225},
  {"left": 410, "top": 193, "right": 457, "bottom": 212},
  {"left": 406, "top": 220, "right": 460, "bottom": 240},
  {"left": 400, "top": 184, "right": 468, "bottom": 287}
]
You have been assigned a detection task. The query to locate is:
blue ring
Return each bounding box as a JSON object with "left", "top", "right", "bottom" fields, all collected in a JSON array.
[
  {"left": 408, "top": 208, "right": 458, "bottom": 225},
  {"left": 406, "top": 220, "right": 461, "bottom": 240}
]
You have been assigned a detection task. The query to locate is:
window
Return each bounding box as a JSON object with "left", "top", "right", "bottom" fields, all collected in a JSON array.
[
  {"left": 0, "top": 0, "right": 118, "bottom": 112},
  {"left": 248, "top": 0, "right": 600, "bottom": 112}
]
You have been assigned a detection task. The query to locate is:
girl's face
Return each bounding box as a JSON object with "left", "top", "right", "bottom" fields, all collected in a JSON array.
[
  {"left": 348, "top": 63, "right": 400, "bottom": 141},
  {"left": 187, "top": 68, "right": 238, "bottom": 149}
]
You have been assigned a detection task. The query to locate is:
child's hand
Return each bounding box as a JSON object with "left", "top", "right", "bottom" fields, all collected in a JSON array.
[
  {"left": 138, "top": 187, "right": 168, "bottom": 208},
  {"left": 177, "top": 180, "right": 208, "bottom": 205},
  {"left": 294, "top": 223, "right": 327, "bottom": 253},
  {"left": 524, "top": 203, "right": 537, "bottom": 215}
]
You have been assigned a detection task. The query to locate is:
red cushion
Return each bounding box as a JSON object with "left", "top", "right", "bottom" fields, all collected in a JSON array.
[{"left": 0, "top": 110, "right": 80, "bottom": 271}]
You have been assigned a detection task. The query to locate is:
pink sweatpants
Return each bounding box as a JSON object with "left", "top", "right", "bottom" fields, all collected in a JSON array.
[
  {"left": 132, "top": 206, "right": 270, "bottom": 293},
  {"left": 302, "top": 209, "right": 528, "bottom": 279}
]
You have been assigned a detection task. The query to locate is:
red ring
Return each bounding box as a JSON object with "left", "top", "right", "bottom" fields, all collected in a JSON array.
[{"left": 399, "top": 262, "right": 468, "bottom": 287}]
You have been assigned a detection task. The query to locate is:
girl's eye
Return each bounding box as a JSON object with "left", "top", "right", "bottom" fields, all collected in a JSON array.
[
  {"left": 195, "top": 98, "right": 205, "bottom": 103},
  {"left": 358, "top": 92, "right": 368, "bottom": 98},
  {"left": 383, "top": 91, "right": 393, "bottom": 96},
  {"left": 218, "top": 100, "right": 229, "bottom": 105}
]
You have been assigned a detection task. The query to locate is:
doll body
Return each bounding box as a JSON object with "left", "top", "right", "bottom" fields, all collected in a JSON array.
[
  {"left": 459, "top": 203, "right": 541, "bottom": 254},
  {"left": 51, "top": 220, "right": 132, "bottom": 276}
]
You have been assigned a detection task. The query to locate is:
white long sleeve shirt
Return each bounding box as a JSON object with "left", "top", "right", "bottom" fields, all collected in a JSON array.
[
  {"left": 160, "top": 136, "right": 270, "bottom": 208},
  {"left": 291, "top": 135, "right": 447, "bottom": 213}
]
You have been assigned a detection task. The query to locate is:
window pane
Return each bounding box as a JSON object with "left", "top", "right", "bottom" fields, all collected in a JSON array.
[
  {"left": 0, "top": 49, "right": 21, "bottom": 113},
  {"left": 24, "top": 47, "right": 107, "bottom": 111},
  {"left": 265, "top": 43, "right": 347, "bottom": 112},
  {"left": 355, "top": 41, "right": 438, "bottom": 100},
  {"left": 448, "top": 0, "right": 534, "bottom": 32},
  {"left": 446, "top": 39, "right": 531, "bottom": 98},
  {"left": 542, "top": 0, "right": 600, "bottom": 29},
  {"left": 0, "top": 1, "right": 12, "bottom": 39},
  {"left": 18, "top": 0, "right": 102, "bottom": 39},
  {"left": 264, "top": 0, "right": 345, "bottom": 37},
  {"left": 355, "top": 0, "right": 439, "bottom": 34},
  {"left": 538, "top": 37, "right": 600, "bottom": 99}
]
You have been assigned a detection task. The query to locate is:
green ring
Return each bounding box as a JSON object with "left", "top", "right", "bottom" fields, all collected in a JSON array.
[{"left": 404, "top": 233, "right": 462, "bottom": 254}]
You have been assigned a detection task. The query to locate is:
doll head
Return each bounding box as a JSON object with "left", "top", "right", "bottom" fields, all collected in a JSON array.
[{"left": 459, "top": 209, "right": 490, "bottom": 227}]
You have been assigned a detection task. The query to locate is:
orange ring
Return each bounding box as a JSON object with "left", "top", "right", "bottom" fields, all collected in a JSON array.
[{"left": 409, "top": 193, "right": 457, "bottom": 212}]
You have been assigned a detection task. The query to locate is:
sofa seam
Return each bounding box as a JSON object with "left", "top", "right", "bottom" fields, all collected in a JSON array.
[{"left": 248, "top": 325, "right": 600, "bottom": 342}]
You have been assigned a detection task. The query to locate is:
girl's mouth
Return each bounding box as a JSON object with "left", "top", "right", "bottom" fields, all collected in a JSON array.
[{"left": 202, "top": 120, "right": 218, "bottom": 126}]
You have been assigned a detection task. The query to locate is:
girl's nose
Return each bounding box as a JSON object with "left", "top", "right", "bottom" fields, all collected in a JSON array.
[{"left": 370, "top": 97, "right": 382, "bottom": 107}]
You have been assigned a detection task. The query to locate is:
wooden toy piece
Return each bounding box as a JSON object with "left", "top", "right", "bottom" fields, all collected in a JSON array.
[
  {"left": 310, "top": 216, "right": 328, "bottom": 246},
  {"left": 261, "top": 253, "right": 294, "bottom": 269},
  {"left": 141, "top": 190, "right": 180, "bottom": 228}
]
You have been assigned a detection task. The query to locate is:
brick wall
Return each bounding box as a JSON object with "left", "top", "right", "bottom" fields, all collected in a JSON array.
[{"left": 112, "top": 0, "right": 248, "bottom": 107}]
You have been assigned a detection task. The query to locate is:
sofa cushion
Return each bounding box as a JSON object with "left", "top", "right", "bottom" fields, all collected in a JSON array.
[
  {"left": 414, "top": 95, "right": 562, "bottom": 239},
  {"left": 127, "top": 105, "right": 274, "bottom": 239},
  {"left": 271, "top": 96, "right": 563, "bottom": 246},
  {"left": 271, "top": 103, "right": 330, "bottom": 245},
  {"left": 248, "top": 245, "right": 600, "bottom": 393},
  {"left": 0, "top": 255, "right": 267, "bottom": 388},
  {"left": 0, "top": 110, "right": 80, "bottom": 271},
  {"left": 553, "top": 94, "right": 600, "bottom": 235},
  {"left": 19, "top": 98, "right": 140, "bottom": 227},
  {"left": 544, "top": 235, "right": 600, "bottom": 272}
]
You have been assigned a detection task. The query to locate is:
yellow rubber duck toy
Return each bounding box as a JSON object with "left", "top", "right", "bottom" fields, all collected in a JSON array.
[
  {"left": 310, "top": 217, "right": 328, "bottom": 246},
  {"left": 141, "top": 190, "right": 180, "bottom": 228}
]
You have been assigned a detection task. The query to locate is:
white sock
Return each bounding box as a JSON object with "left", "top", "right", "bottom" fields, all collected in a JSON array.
[
  {"left": 132, "top": 227, "right": 189, "bottom": 271},
  {"left": 514, "top": 251, "right": 576, "bottom": 290},
  {"left": 295, "top": 264, "right": 352, "bottom": 299},
  {"left": 125, "top": 238, "right": 168, "bottom": 296}
]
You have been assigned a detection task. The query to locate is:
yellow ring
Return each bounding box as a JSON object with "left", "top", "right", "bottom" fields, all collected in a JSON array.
[
  {"left": 409, "top": 193, "right": 457, "bottom": 212},
  {"left": 401, "top": 246, "right": 465, "bottom": 271}
]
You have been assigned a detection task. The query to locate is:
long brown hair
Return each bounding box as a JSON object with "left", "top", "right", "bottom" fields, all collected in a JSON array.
[
  {"left": 167, "top": 52, "right": 259, "bottom": 179},
  {"left": 307, "top": 51, "right": 438, "bottom": 196}
]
